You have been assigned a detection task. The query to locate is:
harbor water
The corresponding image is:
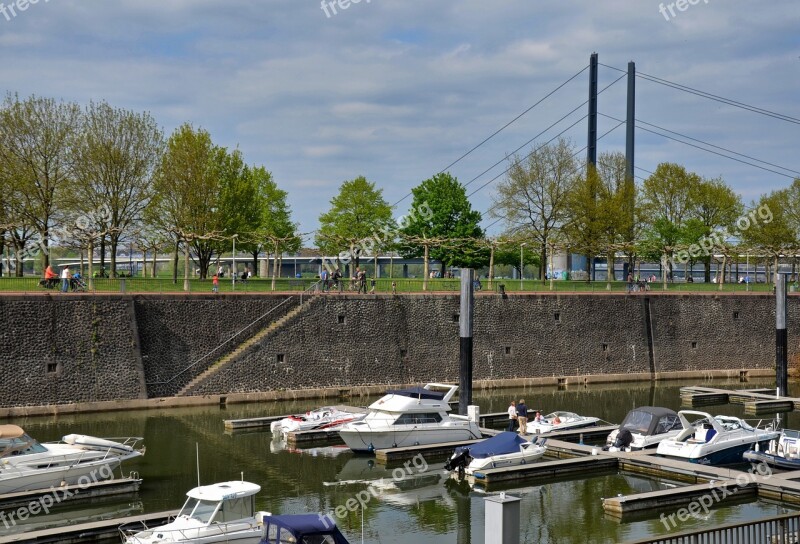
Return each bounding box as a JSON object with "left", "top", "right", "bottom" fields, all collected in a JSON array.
[{"left": 2, "top": 379, "right": 798, "bottom": 543}]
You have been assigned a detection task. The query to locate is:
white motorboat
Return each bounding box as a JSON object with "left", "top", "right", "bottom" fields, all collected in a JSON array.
[
  {"left": 269, "top": 406, "right": 366, "bottom": 435},
  {"left": 338, "top": 383, "right": 482, "bottom": 453},
  {"left": 605, "top": 407, "right": 682, "bottom": 451},
  {"left": 656, "top": 410, "right": 780, "bottom": 465},
  {"left": 526, "top": 411, "right": 600, "bottom": 434},
  {"left": 122, "top": 480, "right": 269, "bottom": 544},
  {"left": 0, "top": 424, "right": 144, "bottom": 495},
  {"left": 445, "top": 431, "right": 547, "bottom": 476}
]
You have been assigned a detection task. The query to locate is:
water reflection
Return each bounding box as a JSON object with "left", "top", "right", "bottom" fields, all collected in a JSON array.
[{"left": 4, "top": 379, "right": 800, "bottom": 543}]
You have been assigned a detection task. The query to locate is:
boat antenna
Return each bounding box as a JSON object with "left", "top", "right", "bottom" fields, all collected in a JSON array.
[{"left": 196, "top": 443, "right": 201, "bottom": 487}]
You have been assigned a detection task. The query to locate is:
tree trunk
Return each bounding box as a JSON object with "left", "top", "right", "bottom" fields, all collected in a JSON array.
[
  {"left": 423, "top": 244, "right": 429, "bottom": 292},
  {"left": 252, "top": 251, "right": 259, "bottom": 278},
  {"left": 151, "top": 250, "right": 157, "bottom": 278},
  {"left": 99, "top": 236, "right": 106, "bottom": 271},
  {"left": 606, "top": 251, "right": 613, "bottom": 291},
  {"left": 88, "top": 239, "right": 94, "bottom": 291},
  {"left": 775, "top": 254, "right": 780, "bottom": 285},
  {"left": 110, "top": 237, "right": 118, "bottom": 278},
  {"left": 183, "top": 239, "right": 190, "bottom": 292},
  {"left": 662, "top": 253, "right": 668, "bottom": 291},
  {"left": 271, "top": 242, "right": 279, "bottom": 291},
  {"left": 172, "top": 238, "right": 179, "bottom": 284},
  {"left": 719, "top": 255, "right": 727, "bottom": 290},
  {"left": 540, "top": 243, "right": 547, "bottom": 282}
]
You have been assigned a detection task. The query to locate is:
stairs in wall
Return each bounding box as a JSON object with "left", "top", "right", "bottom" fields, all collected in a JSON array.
[{"left": 176, "top": 299, "right": 311, "bottom": 396}]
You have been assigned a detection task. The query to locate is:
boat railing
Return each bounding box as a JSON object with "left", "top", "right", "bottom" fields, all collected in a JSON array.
[{"left": 120, "top": 518, "right": 260, "bottom": 543}]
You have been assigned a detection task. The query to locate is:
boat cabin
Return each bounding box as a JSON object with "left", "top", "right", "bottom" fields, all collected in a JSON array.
[
  {"left": 619, "top": 407, "right": 681, "bottom": 437},
  {"left": 260, "top": 514, "right": 350, "bottom": 544},
  {"left": 178, "top": 481, "right": 261, "bottom": 525}
]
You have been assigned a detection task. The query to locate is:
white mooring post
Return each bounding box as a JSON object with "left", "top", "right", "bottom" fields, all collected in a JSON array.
[{"left": 485, "top": 493, "right": 520, "bottom": 544}]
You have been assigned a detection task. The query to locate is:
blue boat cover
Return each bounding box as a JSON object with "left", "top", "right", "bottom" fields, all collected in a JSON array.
[
  {"left": 385, "top": 387, "right": 446, "bottom": 400},
  {"left": 455, "top": 431, "right": 526, "bottom": 459},
  {"left": 262, "top": 514, "right": 350, "bottom": 544}
]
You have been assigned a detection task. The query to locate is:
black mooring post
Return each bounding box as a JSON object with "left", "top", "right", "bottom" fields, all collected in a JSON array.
[
  {"left": 587, "top": 52, "right": 599, "bottom": 167},
  {"left": 459, "top": 268, "right": 474, "bottom": 416},
  {"left": 777, "top": 273, "right": 788, "bottom": 397}
]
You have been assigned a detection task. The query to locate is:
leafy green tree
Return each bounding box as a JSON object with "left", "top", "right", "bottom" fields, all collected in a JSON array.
[
  {"left": 71, "top": 101, "right": 164, "bottom": 277},
  {"left": 400, "top": 173, "right": 486, "bottom": 279},
  {"left": 641, "top": 163, "right": 701, "bottom": 284},
  {"left": 492, "top": 138, "right": 578, "bottom": 280},
  {"left": 687, "top": 177, "right": 743, "bottom": 282},
  {"left": 316, "top": 176, "right": 393, "bottom": 274},
  {"left": 0, "top": 94, "right": 81, "bottom": 268},
  {"left": 740, "top": 190, "right": 796, "bottom": 284},
  {"left": 492, "top": 242, "right": 541, "bottom": 279}
]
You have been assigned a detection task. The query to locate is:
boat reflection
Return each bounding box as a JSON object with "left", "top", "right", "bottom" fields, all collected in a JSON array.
[{"left": 0, "top": 498, "right": 144, "bottom": 536}]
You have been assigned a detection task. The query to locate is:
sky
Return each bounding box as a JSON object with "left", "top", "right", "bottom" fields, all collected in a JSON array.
[{"left": 1, "top": 0, "right": 798, "bottom": 239}]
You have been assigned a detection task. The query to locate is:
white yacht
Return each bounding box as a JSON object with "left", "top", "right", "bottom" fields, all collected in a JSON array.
[
  {"left": 338, "top": 383, "right": 482, "bottom": 452},
  {"left": 0, "top": 424, "right": 144, "bottom": 495},
  {"left": 656, "top": 410, "right": 780, "bottom": 465},
  {"left": 122, "top": 481, "right": 269, "bottom": 544}
]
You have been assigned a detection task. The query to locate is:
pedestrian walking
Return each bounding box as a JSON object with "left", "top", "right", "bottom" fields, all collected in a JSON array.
[
  {"left": 212, "top": 274, "right": 219, "bottom": 293},
  {"left": 60, "top": 266, "right": 71, "bottom": 293}
]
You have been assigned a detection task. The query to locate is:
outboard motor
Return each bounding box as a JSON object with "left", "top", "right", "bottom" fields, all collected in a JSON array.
[
  {"left": 445, "top": 449, "right": 471, "bottom": 472},
  {"left": 612, "top": 428, "right": 634, "bottom": 450}
]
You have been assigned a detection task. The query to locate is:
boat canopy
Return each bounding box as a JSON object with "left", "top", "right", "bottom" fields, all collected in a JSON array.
[
  {"left": 453, "top": 432, "right": 526, "bottom": 459},
  {"left": 385, "top": 387, "right": 446, "bottom": 401},
  {"left": 620, "top": 407, "right": 680, "bottom": 436},
  {"left": 0, "top": 425, "right": 25, "bottom": 439},
  {"left": 262, "top": 514, "right": 351, "bottom": 544},
  {"left": 186, "top": 481, "right": 261, "bottom": 501}
]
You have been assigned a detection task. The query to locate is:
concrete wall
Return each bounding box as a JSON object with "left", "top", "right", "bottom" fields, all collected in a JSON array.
[
  {"left": 189, "top": 293, "right": 790, "bottom": 396},
  {"left": 0, "top": 292, "right": 793, "bottom": 408}
]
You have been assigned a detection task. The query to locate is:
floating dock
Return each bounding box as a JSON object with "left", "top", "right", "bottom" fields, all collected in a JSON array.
[
  {"left": 0, "top": 510, "right": 177, "bottom": 544},
  {"left": 0, "top": 478, "right": 142, "bottom": 511},
  {"left": 680, "top": 386, "right": 799, "bottom": 414}
]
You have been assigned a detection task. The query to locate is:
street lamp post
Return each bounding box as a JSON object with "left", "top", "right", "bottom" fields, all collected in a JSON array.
[
  {"left": 232, "top": 234, "right": 238, "bottom": 291},
  {"left": 520, "top": 243, "right": 526, "bottom": 291}
]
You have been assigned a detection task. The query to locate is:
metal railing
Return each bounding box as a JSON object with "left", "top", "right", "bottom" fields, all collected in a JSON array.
[{"left": 625, "top": 511, "right": 800, "bottom": 544}]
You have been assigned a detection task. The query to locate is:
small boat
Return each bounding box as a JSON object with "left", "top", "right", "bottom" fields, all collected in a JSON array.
[
  {"left": 122, "top": 481, "right": 269, "bottom": 543},
  {"left": 338, "top": 383, "right": 482, "bottom": 453},
  {"left": 605, "top": 407, "right": 682, "bottom": 451},
  {"left": 269, "top": 406, "right": 366, "bottom": 435},
  {"left": 743, "top": 428, "right": 800, "bottom": 469},
  {"left": 656, "top": 410, "right": 779, "bottom": 465},
  {"left": 526, "top": 411, "right": 600, "bottom": 434},
  {"left": 260, "top": 514, "right": 350, "bottom": 544},
  {"left": 445, "top": 432, "right": 546, "bottom": 475},
  {"left": 0, "top": 424, "right": 144, "bottom": 495}
]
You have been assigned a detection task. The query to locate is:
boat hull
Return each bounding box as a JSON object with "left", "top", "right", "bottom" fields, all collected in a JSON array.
[
  {"left": 466, "top": 448, "right": 546, "bottom": 475},
  {"left": 0, "top": 458, "right": 123, "bottom": 495},
  {"left": 340, "top": 425, "right": 481, "bottom": 452},
  {"left": 743, "top": 450, "right": 800, "bottom": 470},
  {"left": 658, "top": 438, "right": 775, "bottom": 465}
]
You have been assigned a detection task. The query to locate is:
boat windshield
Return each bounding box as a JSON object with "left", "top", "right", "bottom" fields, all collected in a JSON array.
[
  {"left": 0, "top": 436, "right": 48, "bottom": 456},
  {"left": 621, "top": 410, "right": 655, "bottom": 434},
  {"left": 178, "top": 497, "right": 219, "bottom": 523}
]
